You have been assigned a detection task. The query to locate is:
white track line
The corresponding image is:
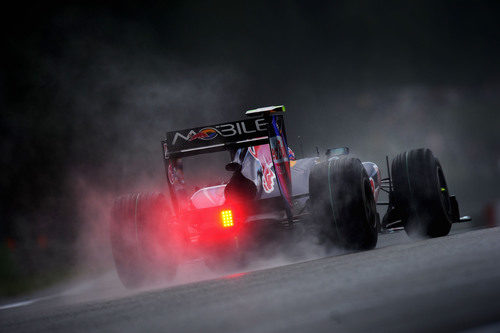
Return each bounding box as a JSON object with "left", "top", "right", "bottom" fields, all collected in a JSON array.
[{"left": 0, "top": 296, "right": 53, "bottom": 310}]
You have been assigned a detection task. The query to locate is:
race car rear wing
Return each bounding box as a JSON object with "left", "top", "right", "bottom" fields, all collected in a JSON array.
[
  {"left": 163, "top": 117, "right": 270, "bottom": 158},
  {"left": 162, "top": 105, "right": 293, "bottom": 220},
  {"left": 162, "top": 105, "right": 286, "bottom": 158}
]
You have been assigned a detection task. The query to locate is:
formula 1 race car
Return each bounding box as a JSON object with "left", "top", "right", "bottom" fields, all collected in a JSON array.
[{"left": 110, "top": 106, "right": 470, "bottom": 288}]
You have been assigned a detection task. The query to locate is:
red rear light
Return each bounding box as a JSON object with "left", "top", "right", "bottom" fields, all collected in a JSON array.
[{"left": 220, "top": 209, "right": 234, "bottom": 228}]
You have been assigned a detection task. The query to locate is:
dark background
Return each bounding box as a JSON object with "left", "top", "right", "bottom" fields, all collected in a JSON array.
[{"left": 2, "top": 0, "right": 499, "bottom": 295}]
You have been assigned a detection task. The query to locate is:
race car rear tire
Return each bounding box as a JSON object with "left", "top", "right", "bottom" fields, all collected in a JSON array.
[
  {"left": 391, "top": 148, "right": 453, "bottom": 238},
  {"left": 110, "top": 192, "right": 180, "bottom": 288},
  {"left": 309, "top": 157, "right": 378, "bottom": 250}
]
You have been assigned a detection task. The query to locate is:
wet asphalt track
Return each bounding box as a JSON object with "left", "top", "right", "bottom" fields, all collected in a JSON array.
[{"left": 2, "top": 225, "right": 500, "bottom": 333}]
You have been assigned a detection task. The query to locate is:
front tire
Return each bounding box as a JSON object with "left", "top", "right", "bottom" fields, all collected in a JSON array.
[
  {"left": 391, "top": 148, "right": 453, "bottom": 238},
  {"left": 309, "top": 157, "right": 378, "bottom": 250}
]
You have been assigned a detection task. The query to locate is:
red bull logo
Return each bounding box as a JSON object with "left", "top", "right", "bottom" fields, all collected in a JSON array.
[
  {"left": 249, "top": 146, "right": 276, "bottom": 193},
  {"left": 188, "top": 128, "right": 218, "bottom": 141},
  {"left": 262, "top": 166, "right": 276, "bottom": 193}
]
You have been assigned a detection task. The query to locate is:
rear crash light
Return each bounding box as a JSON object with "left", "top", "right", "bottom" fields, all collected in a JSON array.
[{"left": 220, "top": 209, "right": 234, "bottom": 228}]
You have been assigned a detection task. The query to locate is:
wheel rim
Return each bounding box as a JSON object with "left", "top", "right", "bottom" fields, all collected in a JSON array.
[
  {"left": 363, "top": 178, "right": 377, "bottom": 229},
  {"left": 437, "top": 166, "right": 452, "bottom": 217}
]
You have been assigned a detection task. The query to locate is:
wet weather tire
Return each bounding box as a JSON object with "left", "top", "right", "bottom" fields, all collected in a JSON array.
[
  {"left": 309, "top": 157, "right": 378, "bottom": 250},
  {"left": 110, "top": 192, "right": 180, "bottom": 288},
  {"left": 391, "top": 148, "right": 453, "bottom": 238}
]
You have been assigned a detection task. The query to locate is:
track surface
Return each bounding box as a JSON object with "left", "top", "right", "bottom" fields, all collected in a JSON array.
[{"left": 2, "top": 226, "right": 500, "bottom": 332}]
